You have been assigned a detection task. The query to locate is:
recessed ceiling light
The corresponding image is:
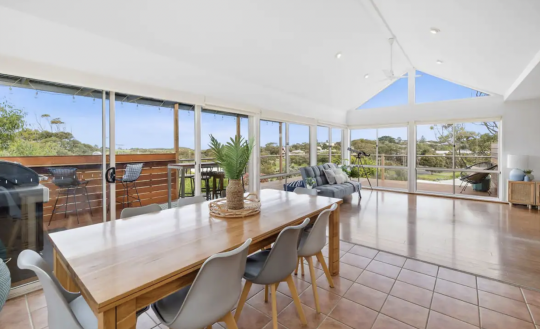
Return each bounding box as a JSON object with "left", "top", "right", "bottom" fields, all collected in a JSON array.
[
  {"left": 430, "top": 28, "right": 440, "bottom": 34},
  {"left": 364, "top": 74, "right": 369, "bottom": 79},
  {"left": 436, "top": 60, "right": 443, "bottom": 64},
  {"left": 335, "top": 52, "right": 342, "bottom": 59}
]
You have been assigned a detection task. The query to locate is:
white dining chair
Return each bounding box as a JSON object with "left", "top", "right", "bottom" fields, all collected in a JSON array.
[
  {"left": 294, "top": 187, "right": 318, "bottom": 196},
  {"left": 176, "top": 195, "right": 206, "bottom": 207},
  {"left": 120, "top": 204, "right": 162, "bottom": 219}
]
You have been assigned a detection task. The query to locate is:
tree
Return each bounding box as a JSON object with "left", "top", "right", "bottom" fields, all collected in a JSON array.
[{"left": 0, "top": 101, "right": 25, "bottom": 150}]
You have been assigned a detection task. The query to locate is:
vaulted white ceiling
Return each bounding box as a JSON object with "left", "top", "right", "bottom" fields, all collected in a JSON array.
[{"left": 0, "top": 0, "right": 539, "bottom": 123}]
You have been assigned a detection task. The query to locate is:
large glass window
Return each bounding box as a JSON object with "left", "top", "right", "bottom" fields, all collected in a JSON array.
[
  {"left": 357, "top": 74, "right": 408, "bottom": 109},
  {"left": 260, "top": 120, "right": 285, "bottom": 176},
  {"left": 416, "top": 121, "right": 499, "bottom": 198},
  {"left": 331, "top": 128, "right": 342, "bottom": 164},
  {"left": 317, "top": 126, "right": 330, "bottom": 165},
  {"left": 350, "top": 127, "right": 408, "bottom": 190},
  {"left": 415, "top": 71, "right": 489, "bottom": 103},
  {"left": 289, "top": 124, "right": 310, "bottom": 172}
]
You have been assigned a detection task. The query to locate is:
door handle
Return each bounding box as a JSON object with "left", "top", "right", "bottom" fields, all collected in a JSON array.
[{"left": 105, "top": 167, "right": 116, "bottom": 183}]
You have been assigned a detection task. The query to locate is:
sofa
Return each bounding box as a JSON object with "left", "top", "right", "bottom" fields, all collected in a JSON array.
[{"left": 299, "top": 163, "right": 361, "bottom": 198}]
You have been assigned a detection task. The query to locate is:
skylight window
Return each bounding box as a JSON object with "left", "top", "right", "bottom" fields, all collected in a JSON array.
[
  {"left": 415, "top": 71, "right": 488, "bottom": 103},
  {"left": 357, "top": 74, "right": 409, "bottom": 110}
]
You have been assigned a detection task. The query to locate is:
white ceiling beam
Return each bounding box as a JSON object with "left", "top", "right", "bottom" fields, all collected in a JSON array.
[{"left": 504, "top": 48, "right": 540, "bottom": 101}]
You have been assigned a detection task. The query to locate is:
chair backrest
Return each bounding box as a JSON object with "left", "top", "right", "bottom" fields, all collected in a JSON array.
[
  {"left": 120, "top": 203, "right": 162, "bottom": 219},
  {"left": 254, "top": 218, "right": 310, "bottom": 284},
  {"left": 176, "top": 196, "right": 207, "bottom": 207},
  {"left": 48, "top": 167, "right": 78, "bottom": 187},
  {"left": 294, "top": 187, "right": 318, "bottom": 196},
  {"left": 17, "top": 250, "right": 83, "bottom": 329},
  {"left": 298, "top": 203, "right": 338, "bottom": 257},
  {"left": 167, "top": 239, "right": 252, "bottom": 328},
  {"left": 122, "top": 163, "right": 143, "bottom": 182}
]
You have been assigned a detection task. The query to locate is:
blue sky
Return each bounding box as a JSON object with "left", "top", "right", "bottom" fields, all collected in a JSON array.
[{"left": 0, "top": 72, "right": 490, "bottom": 150}]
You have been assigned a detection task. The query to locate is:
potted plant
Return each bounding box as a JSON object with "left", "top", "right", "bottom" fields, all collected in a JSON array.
[
  {"left": 209, "top": 135, "right": 254, "bottom": 210},
  {"left": 305, "top": 177, "right": 316, "bottom": 189}
]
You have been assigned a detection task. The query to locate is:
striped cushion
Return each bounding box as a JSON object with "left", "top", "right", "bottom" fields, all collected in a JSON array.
[{"left": 283, "top": 180, "right": 305, "bottom": 192}]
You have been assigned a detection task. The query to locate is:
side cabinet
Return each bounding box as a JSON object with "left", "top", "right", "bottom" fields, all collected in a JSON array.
[{"left": 508, "top": 181, "right": 535, "bottom": 209}]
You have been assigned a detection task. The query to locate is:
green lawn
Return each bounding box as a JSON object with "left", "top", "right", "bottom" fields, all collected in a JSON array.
[{"left": 417, "top": 172, "right": 454, "bottom": 181}]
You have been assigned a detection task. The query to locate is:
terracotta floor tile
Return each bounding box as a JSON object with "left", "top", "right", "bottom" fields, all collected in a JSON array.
[
  {"left": 478, "top": 290, "right": 532, "bottom": 322},
  {"left": 398, "top": 269, "right": 436, "bottom": 291},
  {"left": 230, "top": 304, "right": 271, "bottom": 329},
  {"left": 340, "top": 253, "right": 371, "bottom": 269},
  {"left": 477, "top": 277, "right": 524, "bottom": 301},
  {"left": 403, "top": 259, "right": 439, "bottom": 277},
  {"left": 480, "top": 307, "right": 535, "bottom": 329},
  {"left": 261, "top": 322, "right": 287, "bottom": 329},
  {"left": 338, "top": 262, "right": 363, "bottom": 281},
  {"left": 381, "top": 296, "right": 429, "bottom": 329},
  {"left": 427, "top": 311, "right": 479, "bottom": 329},
  {"left": 348, "top": 245, "right": 378, "bottom": 259},
  {"left": 241, "top": 280, "right": 265, "bottom": 301},
  {"left": 430, "top": 293, "right": 479, "bottom": 326},
  {"left": 31, "top": 306, "right": 48, "bottom": 329},
  {"left": 329, "top": 298, "right": 378, "bottom": 329},
  {"left": 372, "top": 314, "right": 415, "bottom": 329},
  {"left": 277, "top": 302, "right": 324, "bottom": 329},
  {"left": 311, "top": 255, "right": 330, "bottom": 270},
  {"left": 390, "top": 281, "right": 433, "bottom": 308},
  {"left": 528, "top": 304, "right": 540, "bottom": 324},
  {"left": 340, "top": 241, "right": 355, "bottom": 252},
  {"left": 365, "top": 260, "right": 401, "bottom": 279},
  {"left": 374, "top": 252, "right": 407, "bottom": 267},
  {"left": 321, "top": 246, "right": 346, "bottom": 258},
  {"left": 247, "top": 289, "right": 292, "bottom": 317},
  {"left": 318, "top": 317, "right": 355, "bottom": 329},
  {"left": 316, "top": 275, "right": 354, "bottom": 296},
  {"left": 136, "top": 313, "right": 158, "bottom": 329},
  {"left": 0, "top": 296, "right": 32, "bottom": 329},
  {"left": 344, "top": 282, "right": 388, "bottom": 311},
  {"left": 299, "top": 286, "right": 341, "bottom": 315},
  {"left": 435, "top": 278, "right": 478, "bottom": 305},
  {"left": 277, "top": 276, "right": 311, "bottom": 298},
  {"left": 524, "top": 289, "right": 540, "bottom": 307},
  {"left": 437, "top": 268, "right": 476, "bottom": 288},
  {"left": 356, "top": 270, "right": 395, "bottom": 293},
  {"left": 26, "top": 290, "right": 47, "bottom": 312}
]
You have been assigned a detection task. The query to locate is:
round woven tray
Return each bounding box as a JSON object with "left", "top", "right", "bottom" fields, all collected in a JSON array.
[{"left": 209, "top": 193, "right": 261, "bottom": 218}]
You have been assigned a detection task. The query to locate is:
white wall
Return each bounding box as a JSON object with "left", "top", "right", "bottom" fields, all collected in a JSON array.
[{"left": 347, "top": 96, "right": 540, "bottom": 201}]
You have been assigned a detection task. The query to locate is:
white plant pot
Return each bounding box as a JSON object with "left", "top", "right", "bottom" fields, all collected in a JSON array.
[{"left": 306, "top": 185, "right": 313, "bottom": 189}]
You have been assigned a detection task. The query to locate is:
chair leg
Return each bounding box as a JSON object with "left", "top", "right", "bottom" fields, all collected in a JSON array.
[
  {"left": 64, "top": 188, "right": 70, "bottom": 218},
  {"left": 294, "top": 257, "right": 300, "bottom": 275},
  {"left": 316, "top": 252, "right": 334, "bottom": 288},
  {"left": 84, "top": 186, "right": 93, "bottom": 216},
  {"left": 221, "top": 312, "right": 239, "bottom": 329},
  {"left": 300, "top": 258, "right": 305, "bottom": 276},
  {"left": 234, "top": 281, "right": 252, "bottom": 321},
  {"left": 73, "top": 188, "right": 80, "bottom": 224},
  {"left": 285, "top": 275, "right": 307, "bottom": 325},
  {"left": 264, "top": 285, "right": 269, "bottom": 302},
  {"left": 270, "top": 283, "right": 278, "bottom": 329},
  {"left": 306, "top": 256, "right": 321, "bottom": 313},
  {"left": 48, "top": 190, "right": 62, "bottom": 226},
  {"left": 133, "top": 181, "right": 142, "bottom": 206}
]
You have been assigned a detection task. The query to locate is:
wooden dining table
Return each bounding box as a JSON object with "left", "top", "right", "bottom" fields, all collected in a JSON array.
[{"left": 49, "top": 189, "right": 343, "bottom": 329}]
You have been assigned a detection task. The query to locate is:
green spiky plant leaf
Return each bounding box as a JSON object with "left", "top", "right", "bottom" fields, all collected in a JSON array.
[{"left": 209, "top": 135, "right": 254, "bottom": 180}]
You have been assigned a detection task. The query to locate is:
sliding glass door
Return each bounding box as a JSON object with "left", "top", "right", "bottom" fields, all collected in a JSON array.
[{"left": 416, "top": 120, "right": 499, "bottom": 198}]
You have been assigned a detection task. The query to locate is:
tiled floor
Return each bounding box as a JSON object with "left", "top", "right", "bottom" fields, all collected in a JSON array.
[{"left": 3, "top": 241, "right": 540, "bottom": 329}]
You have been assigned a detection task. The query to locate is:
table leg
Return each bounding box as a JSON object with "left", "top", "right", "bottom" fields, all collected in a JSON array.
[
  {"left": 167, "top": 167, "right": 172, "bottom": 209},
  {"left": 98, "top": 300, "right": 137, "bottom": 329},
  {"left": 328, "top": 204, "right": 340, "bottom": 276},
  {"left": 53, "top": 249, "right": 79, "bottom": 292}
]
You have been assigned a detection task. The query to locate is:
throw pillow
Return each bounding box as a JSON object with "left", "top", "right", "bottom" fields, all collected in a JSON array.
[
  {"left": 335, "top": 173, "right": 345, "bottom": 184},
  {"left": 324, "top": 169, "right": 337, "bottom": 184},
  {"left": 333, "top": 168, "right": 349, "bottom": 183}
]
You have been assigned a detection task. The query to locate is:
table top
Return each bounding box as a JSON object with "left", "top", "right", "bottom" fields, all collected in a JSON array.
[
  {"left": 49, "top": 189, "right": 342, "bottom": 312},
  {"left": 168, "top": 162, "right": 217, "bottom": 169}
]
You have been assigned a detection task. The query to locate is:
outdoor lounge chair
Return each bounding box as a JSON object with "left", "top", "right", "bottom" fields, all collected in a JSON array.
[{"left": 459, "top": 162, "right": 498, "bottom": 195}]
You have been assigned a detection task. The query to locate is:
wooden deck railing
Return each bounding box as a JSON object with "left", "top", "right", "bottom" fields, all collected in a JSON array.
[{"left": 1, "top": 153, "right": 178, "bottom": 223}]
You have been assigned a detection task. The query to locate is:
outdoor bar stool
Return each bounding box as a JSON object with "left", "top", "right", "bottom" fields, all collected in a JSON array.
[
  {"left": 235, "top": 218, "right": 310, "bottom": 329},
  {"left": 200, "top": 166, "right": 213, "bottom": 200},
  {"left": 151, "top": 239, "right": 252, "bottom": 329},
  {"left": 119, "top": 163, "right": 143, "bottom": 208},
  {"left": 48, "top": 167, "right": 92, "bottom": 226},
  {"left": 295, "top": 203, "right": 337, "bottom": 313},
  {"left": 17, "top": 250, "right": 148, "bottom": 329}
]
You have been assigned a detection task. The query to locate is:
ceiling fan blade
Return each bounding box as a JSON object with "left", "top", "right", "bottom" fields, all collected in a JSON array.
[{"left": 382, "top": 69, "right": 394, "bottom": 79}]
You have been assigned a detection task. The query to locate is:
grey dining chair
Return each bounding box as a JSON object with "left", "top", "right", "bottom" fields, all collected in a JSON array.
[
  {"left": 235, "top": 218, "right": 310, "bottom": 329},
  {"left": 151, "top": 238, "right": 252, "bottom": 329},
  {"left": 176, "top": 195, "right": 206, "bottom": 207},
  {"left": 295, "top": 203, "right": 337, "bottom": 313},
  {"left": 120, "top": 203, "right": 162, "bottom": 219},
  {"left": 294, "top": 187, "right": 318, "bottom": 196}
]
